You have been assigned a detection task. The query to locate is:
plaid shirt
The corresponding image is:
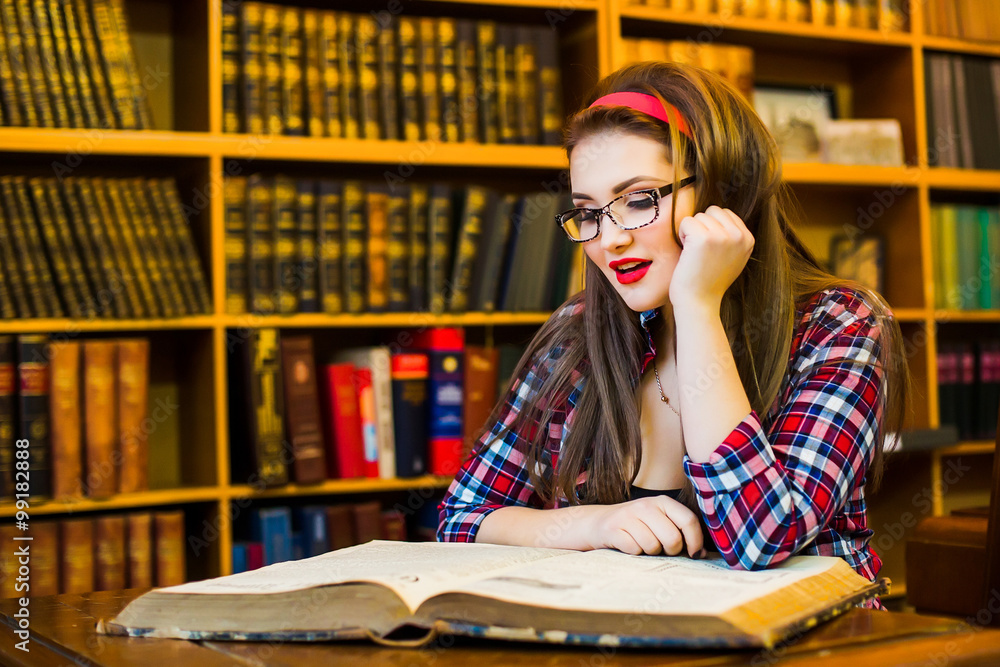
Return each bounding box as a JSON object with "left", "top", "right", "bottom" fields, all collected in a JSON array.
[{"left": 438, "top": 286, "right": 887, "bottom": 594}]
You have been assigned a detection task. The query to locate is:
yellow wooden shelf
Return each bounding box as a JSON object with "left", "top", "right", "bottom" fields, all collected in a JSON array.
[
  {"left": 919, "top": 34, "right": 1000, "bottom": 58},
  {"left": 931, "top": 310, "right": 1000, "bottom": 323},
  {"left": 782, "top": 163, "right": 918, "bottom": 187},
  {"left": 0, "top": 487, "right": 222, "bottom": 518},
  {"left": 0, "top": 316, "right": 218, "bottom": 334},
  {"left": 891, "top": 308, "right": 929, "bottom": 322},
  {"left": 934, "top": 441, "right": 996, "bottom": 457},
  {"left": 227, "top": 476, "right": 452, "bottom": 500},
  {"left": 0, "top": 127, "right": 217, "bottom": 157},
  {"left": 432, "top": 0, "right": 598, "bottom": 7},
  {"left": 926, "top": 168, "right": 1000, "bottom": 192},
  {"left": 222, "top": 312, "right": 554, "bottom": 328}
]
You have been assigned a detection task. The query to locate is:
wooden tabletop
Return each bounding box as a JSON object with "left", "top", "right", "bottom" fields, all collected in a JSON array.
[{"left": 2, "top": 589, "right": 1000, "bottom": 666}]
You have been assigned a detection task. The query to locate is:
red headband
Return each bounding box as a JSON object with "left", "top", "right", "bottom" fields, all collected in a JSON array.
[{"left": 588, "top": 92, "right": 692, "bottom": 138}]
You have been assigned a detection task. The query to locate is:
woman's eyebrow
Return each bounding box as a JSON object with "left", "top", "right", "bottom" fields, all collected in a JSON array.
[{"left": 571, "top": 175, "right": 662, "bottom": 200}]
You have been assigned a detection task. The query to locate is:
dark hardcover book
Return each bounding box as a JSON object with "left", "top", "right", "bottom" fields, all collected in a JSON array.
[
  {"left": 409, "top": 327, "right": 465, "bottom": 477},
  {"left": 476, "top": 21, "right": 499, "bottom": 144},
  {"left": 437, "top": 17, "right": 459, "bottom": 142},
  {"left": 937, "top": 343, "right": 958, "bottom": 433},
  {"left": 280, "top": 6, "right": 304, "bottom": 136},
  {"left": 497, "top": 196, "right": 525, "bottom": 311},
  {"left": 0, "top": 178, "right": 41, "bottom": 317},
  {"left": 325, "top": 503, "right": 356, "bottom": 550},
  {"left": 535, "top": 26, "right": 563, "bottom": 146},
  {"left": 2, "top": 177, "right": 52, "bottom": 317},
  {"left": 980, "top": 340, "right": 1000, "bottom": 440},
  {"left": 261, "top": 4, "right": 282, "bottom": 135},
  {"left": 0, "top": 210, "right": 31, "bottom": 317},
  {"left": 90, "top": 0, "right": 138, "bottom": 128},
  {"left": 273, "top": 175, "right": 299, "bottom": 314},
  {"left": 352, "top": 500, "right": 382, "bottom": 544},
  {"left": 64, "top": 177, "right": 124, "bottom": 317},
  {"left": 963, "top": 57, "right": 1000, "bottom": 170},
  {"left": 302, "top": 9, "right": 323, "bottom": 137},
  {"left": 0, "top": 0, "right": 37, "bottom": 126},
  {"left": 496, "top": 342, "right": 525, "bottom": 396},
  {"left": 337, "top": 12, "right": 359, "bottom": 138},
  {"left": 225, "top": 176, "right": 248, "bottom": 313},
  {"left": 463, "top": 345, "right": 499, "bottom": 461},
  {"left": 386, "top": 184, "right": 409, "bottom": 312},
  {"left": 33, "top": 0, "right": 71, "bottom": 127},
  {"left": 240, "top": 1, "right": 265, "bottom": 135},
  {"left": 341, "top": 180, "right": 366, "bottom": 313},
  {"left": 48, "top": 0, "right": 83, "bottom": 126},
  {"left": 14, "top": 177, "right": 64, "bottom": 316},
  {"left": 15, "top": 0, "right": 54, "bottom": 126},
  {"left": 107, "top": 0, "right": 151, "bottom": 127},
  {"left": 71, "top": 0, "right": 115, "bottom": 128},
  {"left": 296, "top": 179, "right": 319, "bottom": 313},
  {"left": 221, "top": 0, "right": 241, "bottom": 133},
  {"left": 17, "top": 334, "right": 50, "bottom": 499},
  {"left": 957, "top": 342, "right": 976, "bottom": 439},
  {"left": 43, "top": 179, "right": 97, "bottom": 318},
  {"left": 381, "top": 508, "right": 407, "bottom": 541},
  {"left": 26, "top": 177, "right": 82, "bottom": 317},
  {"left": 417, "top": 17, "right": 440, "bottom": 141},
  {"left": 126, "top": 512, "right": 154, "bottom": 589},
  {"left": 455, "top": 19, "right": 478, "bottom": 143},
  {"left": 924, "top": 53, "right": 938, "bottom": 167},
  {"left": 320, "top": 10, "right": 341, "bottom": 138},
  {"left": 356, "top": 14, "right": 380, "bottom": 140},
  {"left": 279, "top": 335, "right": 327, "bottom": 485},
  {"left": 474, "top": 193, "right": 516, "bottom": 312},
  {"left": 117, "top": 178, "right": 171, "bottom": 316},
  {"left": 229, "top": 328, "right": 288, "bottom": 487},
  {"left": 390, "top": 353, "right": 429, "bottom": 477},
  {"left": 376, "top": 14, "right": 398, "bottom": 140},
  {"left": 156, "top": 179, "right": 212, "bottom": 314},
  {"left": 232, "top": 543, "right": 248, "bottom": 574},
  {"left": 447, "top": 186, "right": 492, "bottom": 313},
  {"left": 427, "top": 184, "right": 453, "bottom": 315},
  {"left": 0, "top": 2, "right": 23, "bottom": 125},
  {"left": 396, "top": 16, "right": 420, "bottom": 141},
  {"left": 317, "top": 179, "right": 343, "bottom": 314},
  {"left": 142, "top": 180, "right": 195, "bottom": 315},
  {"left": 495, "top": 25, "right": 517, "bottom": 144},
  {"left": 407, "top": 183, "right": 429, "bottom": 311},
  {"left": 83, "top": 340, "right": 117, "bottom": 497},
  {"left": 295, "top": 506, "right": 329, "bottom": 558},
  {"left": 514, "top": 26, "right": 540, "bottom": 144},
  {"left": 128, "top": 178, "right": 183, "bottom": 317},
  {"left": 117, "top": 338, "right": 150, "bottom": 493},
  {"left": 366, "top": 184, "right": 390, "bottom": 313},
  {"left": 153, "top": 510, "right": 187, "bottom": 586},
  {"left": 103, "top": 178, "right": 159, "bottom": 317},
  {"left": 252, "top": 507, "right": 293, "bottom": 565},
  {"left": 87, "top": 177, "right": 146, "bottom": 317},
  {"left": 0, "top": 259, "right": 14, "bottom": 318},
  {"left": 0, "top": 336, "right": 14, "bottom": 498},
  {"left": 950, "top": 54, "right": 974, "bottom": 170},
  {"left": 246, "top": 173, "right": 275, "bottom": 314},
  {"left": 60, "top": 517, "right": 94, "bottom": 593},
  {"left": 547, "top": 224, "right": 577, "bottom": 310}
]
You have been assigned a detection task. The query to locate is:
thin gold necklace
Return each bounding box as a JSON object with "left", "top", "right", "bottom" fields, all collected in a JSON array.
[{"left": 652, "top": 364, "right": 680, "bottom": 416}]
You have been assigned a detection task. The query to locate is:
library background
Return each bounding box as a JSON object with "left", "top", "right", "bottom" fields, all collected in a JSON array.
[{"left": 0, "top": 0, "right": 997, "bottom": 613}]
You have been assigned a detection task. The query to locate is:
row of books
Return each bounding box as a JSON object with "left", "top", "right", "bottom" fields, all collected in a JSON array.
[
  {"left": 924, "top": 0, "right": 1000, "bottom": 42},
  {"left": 0, "top": 176, "right": 211, "bottom": 320},
  {"left": 622, "top": 39, "right": 754, "bottom": 102},
  {"left": 930, "top": 204, "right": 1000, "bottom": 310},
  {"left": 924, "top": 53, "right": 1000, "bottom": 171},
  {"left": 222, "top": 4, "right": 563, "bottom": 145},
  {"left": 0, "top": 335, "right": 151, "bottom": 502},
  {"left": 0, "top": 510, "right": 185, "bottom": 599},
  {"left": 629, "top": 0, "right": 908, "bottom": 32},
  {"left": 937, "top": 339, "right": 1000, "bottom": 441},
  {"left": 228, "top": 328, "right": 524, "bottom": 489},
  {"left": 232, "top": 501, "right": 410, "bottom": 572},
  {"left": 0, "top": 0, "right": 150, "bottom": 129},
  {"left": 224, "top": 176, "right": 580, "bottom": 316}
]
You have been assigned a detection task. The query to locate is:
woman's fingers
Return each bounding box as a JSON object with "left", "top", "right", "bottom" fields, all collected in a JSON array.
[
  {"left": 635, "top": 509, "right": 685, "bottom": 556},
  {"left": 651, "top": 498, "right": 705, "bottom": 559}
]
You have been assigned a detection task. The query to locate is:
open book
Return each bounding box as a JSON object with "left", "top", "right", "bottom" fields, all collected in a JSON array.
[{"left": 103, "top": 540, "right": 887, "bottom": 649}]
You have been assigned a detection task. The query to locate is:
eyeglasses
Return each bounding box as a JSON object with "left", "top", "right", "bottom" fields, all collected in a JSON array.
[{"left": 555, "top": 175, "right": 698, "bottom": 243}]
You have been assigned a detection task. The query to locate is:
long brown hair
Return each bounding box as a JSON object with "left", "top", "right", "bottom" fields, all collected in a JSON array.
[{"left": 476, "top": 61, "right": 910, "bottom": 506}]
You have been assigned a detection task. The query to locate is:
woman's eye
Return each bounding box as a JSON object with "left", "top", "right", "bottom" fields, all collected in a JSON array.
[{"left": 626, "top": 195, "right": 655, "bottom": 210}]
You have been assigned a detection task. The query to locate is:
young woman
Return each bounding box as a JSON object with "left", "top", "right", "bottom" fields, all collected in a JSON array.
[{"left": 437, "top": 61, "right": 910, "bottom": 598}]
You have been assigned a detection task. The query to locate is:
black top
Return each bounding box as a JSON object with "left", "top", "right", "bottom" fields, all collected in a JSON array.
[{"left": 628, "top": 485, "right": 682, "bottom": 501}]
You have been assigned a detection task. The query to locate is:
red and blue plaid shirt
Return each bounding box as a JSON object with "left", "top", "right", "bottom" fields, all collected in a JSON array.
[{"left": 438, "top": 286, "right": 887, "bottom": 596}]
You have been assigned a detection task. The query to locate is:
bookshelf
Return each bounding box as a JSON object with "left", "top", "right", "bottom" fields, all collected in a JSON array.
[{"left": 0, "top": 0, "right": 996, "bottom": 600}]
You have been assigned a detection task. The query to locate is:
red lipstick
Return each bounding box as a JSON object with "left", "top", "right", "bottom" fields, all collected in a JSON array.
[{"left": 609, "top": 258, "right": 652, "bottom": 285}]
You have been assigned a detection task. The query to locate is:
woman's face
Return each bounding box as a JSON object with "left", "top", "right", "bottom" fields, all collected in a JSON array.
[{"left": 569, "top": 131, "right": 696, "bottom": 313}]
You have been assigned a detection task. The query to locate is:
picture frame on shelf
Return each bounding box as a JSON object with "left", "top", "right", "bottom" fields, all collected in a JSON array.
[
  {"left": 829, "top": 234, "right": 885, "bottom": 295},
  {"left": 753, "top": 84, "right": 837, "bottom": 163}
]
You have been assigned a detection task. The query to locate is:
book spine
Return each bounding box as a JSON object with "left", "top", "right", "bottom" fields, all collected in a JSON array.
[
  {"left": 316, "top": 179, "right": 343, "bottom": 314},
  {"left": 117, "top": 338, "right": 149, "bottom": 494},
  {"left": 280, "top": 6, "right": 304, "bottom": 136},
  {"left": 296, "top": 179, "right": 319, "bottom": 313},
  {"left": 240, "top": 1, "right": 264, "bottom": 135},
  {"left": 302, "top": 9, "right": 323, "bottom": 137},
  {"left": 322, "top": 363, "right": 365, "bottom": 479},
  {"left": 463, "top": 345, "right": 499, "bottom": 461},
  {"left": 341, "top": 180, "right": 366, "bottom": 313},
  {"left": 17, "top": 177, "right": 64, "bottom": 316},
  {"left": 535, "top": 26, "right": 563, "bottom": 146},
  {"left": 108, "top": 0, "right": 151, "bottom": 127},
  {"left": 126, "top": 512, "right": 153, "bottom": 588},
  {"left": 0, "top": 336, "right": 14, "bottom": 498},
  {"left": 143, "top": 179, "right": 196, "bottom": 315},
  {"left": 104, "top": 178, "right": 158, "bottom": 317},
  {"left": 248, "top": 328, "right": 288, "bottom": 486},
  {"left": 49, "top": 0, "right": 85, "bottom": 126},
  {"left": 273, "top": 175, "right": 299, "bottom": 314},
  {"left": 366, "top": 184, "right": 389, "bottom": 313},
  {"left": 356, "top": 14, "right": 380, "bottom": 140},
  {"left": 407, "top": 184, "right": 429, "bottom": 312},
  {"left": 381, "top": 508, "right": 407, "bottom": 541},
  {"left": 391, "top": 353, "right": 429, "bottom": 477},
  {"left": 17, "top": 335, "right": 50, "bottom": 499},
  {"left": 118, "top": 178, "right": 170, "bottom": 316},
  {"left": 376, "top": 16, "right": 398, "bottom": 140},
  {"left": 0, "top": 0, "right": 37, "bottom": 126},
  {"left": 476, "top": 21, "right": 498, "bottom": 144},
  {"left": 128, "top": 178, "right": 182, "bottom": 317},
  {"left": 65, "top": 177, "right": 124, "bottom": 317},
  {"left": 397, "top": 16, "right": 420, "bottom": 141},
  {"left": 437, "top": 17, "right": 459, "bottom": 142},
  {"left": 87, "top": 177, "right": 146, "bottom": 317},
  {"left": 49, "top": 341, "right": 82, "bottom": 500},
  {"left": 157, "top": 179, "right": 212, "bottom": 314},
  {"left": 43, "top": 179, "right": 97, "bottom": 318},
  {"left": 320, "top": 11, "right": 341, "bottom": 138},
  {"left": 247, "top": 174, "right": 274, "bottom": 314},
  {"left": 417, "top": 17, "right": 440, "bottom": 141},
  {"left": 27, "top": 520, "right": 59, "bottom": 596},
  {"left": 353, "top": 366, "right": 380, "bottom": 478},
  {"left": 514, "top": 27, "right": 539, "bottom": 145},
  {"left": 0, "top": 179, "right": 41, "bottom": 317},
  {"left": 94, "top": 514, "right": 126, "bottom": 591},
  {"left": 386, "top": 185, "right": 409, "bottom": 312},
  {"left": 261, "top": 4, "right": 282, "bottom": 135},
  {"left": 154, "top": 510, "right": 186, "bottom": 586},
  {"left": 475, "top": 194, "right": 515, "bottom": 312},
  {"left": 448, "top": 187, "right": 488, "bottom": 313},
  {"left": 83, "top": 340, "right": 117, "bottom": 498},
  {"left": 0, "top": 208, "right": 31, "bottom": 317},
  {"left": 0, "top": 1, "right": 24, "bottom": 125},
  {"left": 495, "top": 25, "right": 517, "bottom": 144},
  {"left": 279, "top": 335, "right": 327, "bottom": 485},
  {"left": 221, "top": 0, "right": 241, "bottom": 133},
  {"left": 59, "top": 517, "right": 94, "bottom": 593},
  {"left": 15, "top": 0, "right": 55, "bottom": 126},
  {"left": 27, "top": 177, "right": 80, "bottom": 317},
  {"left": 91, "top": 0, "right": 138, "bottom": 128},
  {"left": 455, "top": 19, "right": 478, "bottom": 143},
  {"left": 352, "top": 500, "right": 382, "bottom": 544},
  {"left": 417, "top": 329, "right": 465, "bottom": 477},
  {"left": 0, "top": 260, "right": 14, "bottom": 318},
  {"left": 72, "top": 0, "right": 115, "bottom": 128},
  {"left": 33, "top": 0, "right": 71, "bottom": 127},
  {"left": 5, "top": 177, "right": 55, "bottom": 317},
  {"left": 325, "top": 503, "right": 356, "bottom": 549},
  {"left": 337, "top": 12, "right": 359, "bottom": 139},
  {"left": 427, "top": 184, "right": 453, "bottom": 315}
]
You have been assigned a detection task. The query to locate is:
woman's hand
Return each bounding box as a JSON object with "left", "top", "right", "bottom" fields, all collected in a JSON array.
[
  {"left": 589, "top": 496, "right": 705, "bottom": 558},
  {"left": 669, "top": 205, "right": 754, "bottom": 313}
]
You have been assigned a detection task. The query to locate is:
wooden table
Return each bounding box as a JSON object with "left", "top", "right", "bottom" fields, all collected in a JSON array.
[{"left": 2, "top": 589, "right": 1000, "bottom": 666}]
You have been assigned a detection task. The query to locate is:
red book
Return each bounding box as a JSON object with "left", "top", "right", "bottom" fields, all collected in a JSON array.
[
  {"left": 409, "top": 328, "right": 465, "bottom": 476},
  {"left": 353, "top": 367, "right": 380, "bottom": 478},
  {"left": 246, "top": 542, "right": 265, "bottom": 571},
  {"left": 321, "top": 363, "right": 366, "bottom": 479}
]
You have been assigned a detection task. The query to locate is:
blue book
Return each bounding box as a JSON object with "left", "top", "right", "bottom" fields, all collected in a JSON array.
[
  {"left": 295, "top": 506, "right": 330, "bottom": 558},
  {"left": 252, "top": 507, "right": 293, "bottom": 565},
  {"left": 232, "top": 543, "right": 248, "bottom": 574}
]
